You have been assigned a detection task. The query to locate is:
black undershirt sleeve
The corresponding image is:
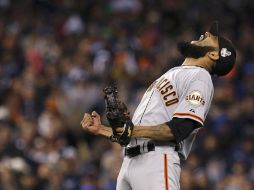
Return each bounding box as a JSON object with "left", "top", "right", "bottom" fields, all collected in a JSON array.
[{"left": 166, "top": 118, "right": 203, "bottom": 144}]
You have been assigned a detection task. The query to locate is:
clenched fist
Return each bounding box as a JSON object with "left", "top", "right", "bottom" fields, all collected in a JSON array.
[{"left": 80, "top": 111, "right": 102, "bottom": 135}]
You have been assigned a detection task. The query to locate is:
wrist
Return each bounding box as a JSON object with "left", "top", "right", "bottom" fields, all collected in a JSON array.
[{"left": 132, "top": 127, "right": 145, "bottom": 138}]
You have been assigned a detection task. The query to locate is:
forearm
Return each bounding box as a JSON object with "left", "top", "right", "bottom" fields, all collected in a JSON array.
[
  {"left": 132, "top": 123, "right": 175, "bottom": 141},
  {"left": 98, "top": 125, "right": 112, "bottom": 138},
  {"left": 97, "top": 123, "right": 175, "bottom": 141}
]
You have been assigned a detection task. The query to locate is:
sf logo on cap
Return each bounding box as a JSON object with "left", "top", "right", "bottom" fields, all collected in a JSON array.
[{"left": 221, "top": 48, "right": 231, "bottom": 57}]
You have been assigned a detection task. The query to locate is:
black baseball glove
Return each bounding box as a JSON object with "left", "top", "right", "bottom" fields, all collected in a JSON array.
[{"left": 103, "top": 85, "right": 134, "bottom": 146}]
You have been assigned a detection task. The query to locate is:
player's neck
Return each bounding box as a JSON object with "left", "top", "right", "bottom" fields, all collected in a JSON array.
[{"left": 182, "top": 57, "right": 213, "bottom": 73}]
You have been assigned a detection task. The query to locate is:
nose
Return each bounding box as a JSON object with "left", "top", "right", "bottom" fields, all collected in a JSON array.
[{"left": 205, "top": 32, "right": 211, "bottom": 37}]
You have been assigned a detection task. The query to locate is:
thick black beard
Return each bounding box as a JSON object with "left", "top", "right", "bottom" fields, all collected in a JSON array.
[{"left": 177, "top": 42, "right": 216, "bottom": 59}]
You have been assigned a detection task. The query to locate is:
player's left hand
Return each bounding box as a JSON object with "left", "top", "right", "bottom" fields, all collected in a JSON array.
[
  {"left": 114, "top": 119, "right": 134, "bottom": 146},
  {"left": 116, "top": 127, "right": 124, "bottom": 134}
]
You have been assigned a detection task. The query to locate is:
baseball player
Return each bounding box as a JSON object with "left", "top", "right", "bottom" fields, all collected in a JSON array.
[{"left": 81, "top": 21, "right": 236, "bottom": 190}]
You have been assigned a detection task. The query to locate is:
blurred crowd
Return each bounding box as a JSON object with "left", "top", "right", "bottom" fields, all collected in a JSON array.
[{"left": 0, "top": 0, "right": 254, "bottom": 189}]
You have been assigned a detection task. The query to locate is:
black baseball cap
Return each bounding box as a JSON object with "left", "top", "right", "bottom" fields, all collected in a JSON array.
[{"left": 209, "top": 21, "right": 236, "bottom": 76}]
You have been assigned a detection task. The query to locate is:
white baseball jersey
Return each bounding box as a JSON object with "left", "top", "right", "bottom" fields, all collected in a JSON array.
[
  {"left": 117, "top": 65, "right": 214, "bottom": 190},
  {"left": 131, "top": 65, "right": 214, "bottom": 159}
]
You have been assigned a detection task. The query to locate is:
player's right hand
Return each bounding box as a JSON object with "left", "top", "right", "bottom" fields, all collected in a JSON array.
[{"left": 81, "top": 111, "right": 101, "bottom": 135}]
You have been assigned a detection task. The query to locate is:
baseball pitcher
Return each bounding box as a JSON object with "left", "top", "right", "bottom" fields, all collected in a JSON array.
[{"left": 81, "top": 21, "right": 236, "bottom": 190}]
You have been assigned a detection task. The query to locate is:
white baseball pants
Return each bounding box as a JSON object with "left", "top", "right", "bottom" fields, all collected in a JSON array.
[{"left": 117, "top": 146, "right": 181, "bottom": 190}]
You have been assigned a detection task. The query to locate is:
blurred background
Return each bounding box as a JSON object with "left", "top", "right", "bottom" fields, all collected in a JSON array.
[{"left": 0, "top": 0, "right": 254, "bottom": 189}]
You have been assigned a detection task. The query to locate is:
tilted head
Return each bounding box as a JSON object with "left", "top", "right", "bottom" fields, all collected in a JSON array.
[
  {"left": 208, "top": 21, "right": 236, "bottom": 76},
  {"left": 178, "top": 21, "right": 236, "bottom": 76}
]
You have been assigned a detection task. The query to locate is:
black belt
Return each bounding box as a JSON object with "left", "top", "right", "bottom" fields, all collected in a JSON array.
[
  {"left": 125, "top": 141, "right": 177, "bottom": 158},
  {"left": 125, "top": 142, "right": 155, "bottom": 158}
]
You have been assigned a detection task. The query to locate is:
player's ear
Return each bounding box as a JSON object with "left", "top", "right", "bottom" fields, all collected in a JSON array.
[{"left": 207, "top": 51, "right": 219, "bottom": 61}]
